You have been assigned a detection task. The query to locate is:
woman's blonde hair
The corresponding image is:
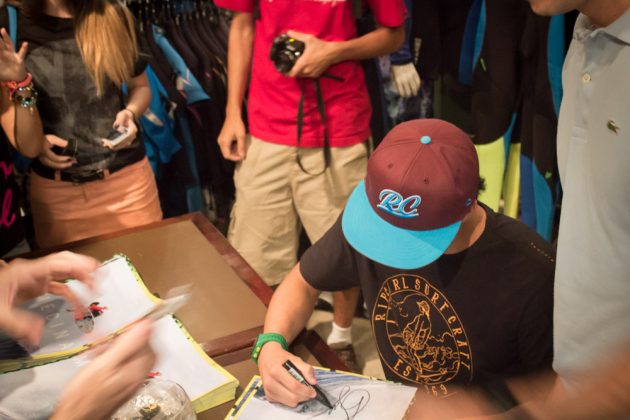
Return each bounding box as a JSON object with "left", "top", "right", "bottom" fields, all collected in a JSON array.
[{"left": 18, "top": 0, "right": 139, "bottom": 96}]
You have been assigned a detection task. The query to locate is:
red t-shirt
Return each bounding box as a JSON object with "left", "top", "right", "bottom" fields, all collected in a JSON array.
[{"left": 215, "top": 0, "right": 405, "bottom": 147}]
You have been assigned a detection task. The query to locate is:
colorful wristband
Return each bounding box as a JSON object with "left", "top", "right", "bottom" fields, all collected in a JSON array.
[
  {"left": 2, "top": 73, "right": 37, "bottom": 111},
  {"left": 251, "top": 333, "right": 288, "bottom": 364},
  {"left": 1, "top": 72, "right": 32, "bottom": 91}
]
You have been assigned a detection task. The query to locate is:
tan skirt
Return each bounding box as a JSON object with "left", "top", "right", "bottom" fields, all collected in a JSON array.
[{"left": 30, "top": 157, "right": 163, "bottom": 248}]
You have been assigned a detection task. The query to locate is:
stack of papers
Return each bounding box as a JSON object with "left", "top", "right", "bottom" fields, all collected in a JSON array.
[{"left": 0, "top": 255, "right": 238, "bottom": 417}]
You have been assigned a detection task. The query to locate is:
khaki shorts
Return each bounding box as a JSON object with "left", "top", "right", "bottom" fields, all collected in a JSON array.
[
  {"left": 228, "top": 136, "right": 368, "bottom": 285},
  {"left": 30, "top": 157, "right": 163, "bottom": 248}
]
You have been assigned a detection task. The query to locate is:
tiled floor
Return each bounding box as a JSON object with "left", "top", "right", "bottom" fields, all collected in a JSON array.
[{"left": 307, "top": 309, "right": 385, "bottom": 379}]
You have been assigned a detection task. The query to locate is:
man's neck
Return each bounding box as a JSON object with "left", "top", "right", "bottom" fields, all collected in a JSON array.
[
  {"left": 44, "top": 0, "right": 72, "bottom": 18},
  {"left": 581, "top": 0, "right": 630, "bottom": 27},
  {"left": 444, "top": 203, "right": 486, "bottom": 255}
]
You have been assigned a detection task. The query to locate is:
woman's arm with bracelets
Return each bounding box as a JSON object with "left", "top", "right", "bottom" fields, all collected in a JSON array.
[{"left": 0, "top": 27, "right": 45, "bottom": 158}]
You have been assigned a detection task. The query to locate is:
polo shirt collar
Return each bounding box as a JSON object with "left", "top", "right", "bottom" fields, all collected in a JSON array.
[
  {"left": 575, "top": 8, "right": 630, "bottom": 45},
  {"left": 604, "top": 7, "right": 630, "bottom": 44}
]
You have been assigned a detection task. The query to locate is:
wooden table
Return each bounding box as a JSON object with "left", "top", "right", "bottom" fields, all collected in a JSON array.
[{"left": 24, "top": 213, "right": 345, "bottom": 419}]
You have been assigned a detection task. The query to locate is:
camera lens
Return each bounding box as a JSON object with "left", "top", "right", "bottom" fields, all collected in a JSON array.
[
  {"left": 270, "top": 34, "right": 305, "bottom": 74},
  {"left": 275, "top": 51, "right": 297, "bottom": 73}
]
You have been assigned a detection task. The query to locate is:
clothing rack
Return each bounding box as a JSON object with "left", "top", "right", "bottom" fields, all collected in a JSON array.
[
  {"left": 124, "top": 0, "right": 224, "bottom": 21},
  {"left": 123, "top": 0, "right": 234, "bottom": 227}
]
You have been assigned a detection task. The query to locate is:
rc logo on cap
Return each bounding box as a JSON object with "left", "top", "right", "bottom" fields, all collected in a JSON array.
[{"left": 377, "top": 189, "right": 421, "bottom": 218}]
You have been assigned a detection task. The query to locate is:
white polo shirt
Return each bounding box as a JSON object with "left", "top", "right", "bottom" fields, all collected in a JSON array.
[{"left": 554, "top": 9, "right": 630, "bottom": 384}]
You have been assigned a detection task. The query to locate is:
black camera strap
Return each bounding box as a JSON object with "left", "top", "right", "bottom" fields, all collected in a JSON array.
[{"left": 295, "top": 74, "right": 343, "bottom": 176}]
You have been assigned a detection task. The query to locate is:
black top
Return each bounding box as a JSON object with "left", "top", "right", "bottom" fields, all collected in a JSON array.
[
  {"left": 411, "top": 0, "right": 473, "bottom": 81},
  {"left": 300, "top": 204, "right": 554, "bottom": 396},
  {"left": 0, "top": 134, "right": 25, "bottom": 256},
  {"left": 471, "top": 0, "right": 529, "bottom": 144},
  {"left": 0, "top": 6, "right": 148, "bottom": 174}
]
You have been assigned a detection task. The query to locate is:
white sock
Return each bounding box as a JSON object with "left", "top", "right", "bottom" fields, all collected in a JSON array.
[{"left": 327, "top": 321, "right": 352, "bottom": 349}]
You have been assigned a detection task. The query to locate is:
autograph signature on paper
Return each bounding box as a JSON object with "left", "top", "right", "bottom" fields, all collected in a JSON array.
[
  {"left": 228, "top": 368, "right": 415, "bottom": 420},
  {"left": 308, "top": 386, "right": 370, "bottom": 419}
]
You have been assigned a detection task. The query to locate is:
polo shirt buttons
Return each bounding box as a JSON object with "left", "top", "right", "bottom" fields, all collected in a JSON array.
[{"left": 582, "top": 73, "right": 592, "bottom": 83}]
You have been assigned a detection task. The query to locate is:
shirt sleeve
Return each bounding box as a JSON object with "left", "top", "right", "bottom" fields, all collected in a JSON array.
[
  {"left": 299, "top": 214, "right": 360, "bottom": 292},
  {"left": 389, "top": 0, "right": 413, "bottom": 65},
  {"left": 367, "top": 0, "right": 406, "bottom": 28},
  {"left": 214, "top": 0, "right": 254, "bottom": 13}
]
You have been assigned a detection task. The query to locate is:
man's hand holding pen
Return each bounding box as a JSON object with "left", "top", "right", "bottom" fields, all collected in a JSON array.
[
  {"left": 283, "top": 360, "right": 333, "bottom": 409},
  {"left": 258, "top": 341, "right": 325, "bottom": 408}
]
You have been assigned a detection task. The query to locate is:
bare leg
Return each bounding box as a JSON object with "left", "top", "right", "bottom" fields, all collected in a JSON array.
[
  {"left": 327, "top": 287, "right": 361, "bottom": 372},
  {"left": 332, "top": 287, "right": 361, "bottom": 329}
]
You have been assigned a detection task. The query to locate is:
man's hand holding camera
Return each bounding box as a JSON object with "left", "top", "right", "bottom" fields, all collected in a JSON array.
[
  {"left": 285, "top": 30, "right": 336, "bottom": 79},
  {"left": 218, "top": 29, "right": 341, "bottom": 162}
]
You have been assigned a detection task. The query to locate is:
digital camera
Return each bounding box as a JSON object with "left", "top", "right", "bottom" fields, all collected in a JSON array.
[{"left": 269, "top": 34, "right": 305, "bottom": 74}]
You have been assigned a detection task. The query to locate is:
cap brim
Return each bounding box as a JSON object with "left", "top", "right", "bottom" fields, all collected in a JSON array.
[{"left": 341, "top": 180, "right": 461, "bottom": 269}]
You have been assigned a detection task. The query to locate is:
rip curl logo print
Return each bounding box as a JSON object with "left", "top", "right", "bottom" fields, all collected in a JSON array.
[
  {"left": 377, "top": 189, "right": 422, "bottom": 218},
  {"left": 372, "top": 275, "right": 473, "bottom": 396}
]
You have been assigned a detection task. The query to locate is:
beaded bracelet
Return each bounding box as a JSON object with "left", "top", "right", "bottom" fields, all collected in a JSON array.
[
  {"left": 1, "top": 73, "right": 38, "bottom": 112},
  {"left": 12, "top": 84, "right": 38, "bottom": 111}
]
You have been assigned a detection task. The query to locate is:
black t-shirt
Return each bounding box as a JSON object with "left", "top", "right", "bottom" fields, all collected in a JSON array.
[
  {"left": 0, "top": 134, "right": 25, "bottom": 256},
  {"left": 0, "top": 6, "right": 148, "bottom": 174},
  {"left": 300, "top": 204, "right": 554, "bottom": 397}
]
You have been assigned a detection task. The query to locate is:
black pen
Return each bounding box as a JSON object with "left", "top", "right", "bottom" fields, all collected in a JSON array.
[{"left": 282, "top": 360, "right": 333, "bottom": 409}]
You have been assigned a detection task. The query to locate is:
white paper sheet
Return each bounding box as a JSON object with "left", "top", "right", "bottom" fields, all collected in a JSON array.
[
  {"left": 150, "top": 316, "right": 236, "bottom": 402},
  {"left": 228, "top": 369, "right": 416, "bottom": 420}
]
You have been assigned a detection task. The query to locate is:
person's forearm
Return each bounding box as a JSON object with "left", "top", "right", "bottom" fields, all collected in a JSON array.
[
  {"left": 124, "top": 73, "right": 151, "bottom": 119},
  {"left": 264, "top": 264, "right": 319, "bottom": 343},
  {"left": 330, "top": 25, "right": 404, "bottom": 65},
  {"left": 0, "top": 88, "right": 45, "bottom": 158},
  {"left": 523, "top": 345, "right": 630, "bottom": 419},
  {"left": 225, "top": 12, "right": 254, "bottom": 117}
]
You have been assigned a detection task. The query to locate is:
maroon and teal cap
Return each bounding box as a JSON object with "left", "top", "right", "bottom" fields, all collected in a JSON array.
[{"left": 341, "top": 119, "right": 480, "bottom": 269}]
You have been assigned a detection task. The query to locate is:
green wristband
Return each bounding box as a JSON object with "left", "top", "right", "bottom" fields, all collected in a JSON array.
[{"left": 251, "top": 333, "right": 288, "bottom": 363}]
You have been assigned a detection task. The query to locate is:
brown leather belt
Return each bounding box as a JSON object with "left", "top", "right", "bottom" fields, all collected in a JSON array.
[{"left": 31, "top": 155, "right": 142, "bottom": 185}]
